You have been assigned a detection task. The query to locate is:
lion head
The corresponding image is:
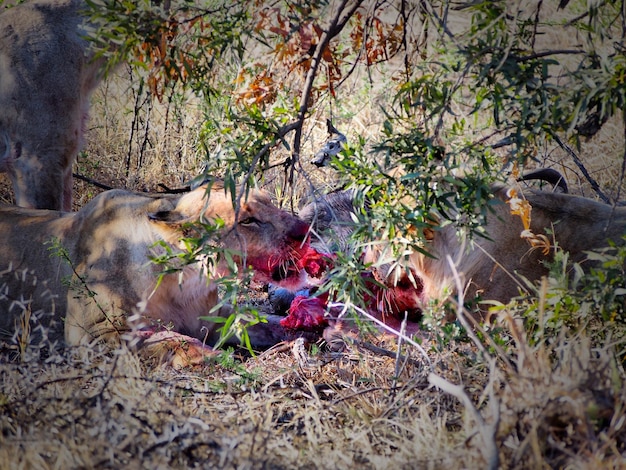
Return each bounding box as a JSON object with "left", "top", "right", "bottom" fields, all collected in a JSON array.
[
  {"left": 0, "top": 180, "right": 317, "bottom": 365},
  {"left": 148, "top": 181, "right": 312, "bottom": 290}
]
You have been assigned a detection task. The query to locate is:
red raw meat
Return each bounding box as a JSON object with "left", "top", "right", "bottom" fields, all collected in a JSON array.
[
  {"left": 280, "top": 293, "right": 329, "bottom": 329},
  {"left": 297, "top": 246, "right": 335, "bottom": 278}
]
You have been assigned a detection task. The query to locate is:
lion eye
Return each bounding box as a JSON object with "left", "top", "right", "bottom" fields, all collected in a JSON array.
[{"left": 239, "top": 216, "right": 260, "bottom": 226}]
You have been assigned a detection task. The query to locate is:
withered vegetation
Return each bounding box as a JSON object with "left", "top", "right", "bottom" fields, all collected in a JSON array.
[
  {"left": 1, "top": 1, "right": 626, "bottom": 467},
  {"left": 1, "top": 283, "right": 625, "bottom": 468}
]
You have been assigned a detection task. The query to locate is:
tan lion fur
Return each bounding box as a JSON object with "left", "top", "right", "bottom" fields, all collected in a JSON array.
[
  {"left": 411, "top": 187, "right": 626, "bottom": 314},
  {"left": 0, "top": 182, "right": 312, "bottom": 366},
  {"left": 300, "top": 186, "right": 626, "bottom": 319},
  {"left": 0, "top": 0, "right": 105, "bottom": 210}
]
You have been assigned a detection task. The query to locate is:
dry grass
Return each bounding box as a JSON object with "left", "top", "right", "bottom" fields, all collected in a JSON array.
[
  {"left": 2, "top": 3, "right": 626, "bottom": 467},
  {"left": 1, "top": 297, "right": 625, "bottom": 468}
]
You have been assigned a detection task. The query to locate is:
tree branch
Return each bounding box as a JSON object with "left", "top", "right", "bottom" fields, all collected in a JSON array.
[
  {"left": 511, "top": 49, "right": 585, "bottom": 62},
  {"left": 553, "top": 134, "right": 610, "bottom": 203},
  {"left": 289, "top": 0, "right": 365, "bottom": 185}
]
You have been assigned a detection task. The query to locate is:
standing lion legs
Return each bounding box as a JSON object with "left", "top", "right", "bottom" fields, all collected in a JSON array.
[{"left": 0, "top": 0, "right": 105, "bottom": 211}]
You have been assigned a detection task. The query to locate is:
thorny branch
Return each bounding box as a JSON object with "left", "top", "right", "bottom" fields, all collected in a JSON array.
[
  {"left": 233, "top": 1, "right": 364, "bottom": 211},
  {"left": 288, "top": 0, "right": 365, "bottom": 186},
  {"left": 328, "top": 301, "right": 433, "bottom": 367},
  {"left": 553, "top": 134, "right": 610, "bottom": 203}
]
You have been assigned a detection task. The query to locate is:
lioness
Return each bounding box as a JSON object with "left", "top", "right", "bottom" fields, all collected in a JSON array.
[
  {"left": 280, "top": 183, "right": 626, "bottom": 332},
  {"left": 413, "top": 187, "right": 626, "bottom": 313},
  {"left": 0, "top": 181, "right": 316, "bottom": 365},
  {"left": 0, "top": 0, "right": 105, "bottom": 210}
]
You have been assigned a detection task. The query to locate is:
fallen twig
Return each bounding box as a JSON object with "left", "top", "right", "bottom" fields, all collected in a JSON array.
[
  {"left": 428, "top": 371, "right": 500, "bottom": 470},
  {"left": 72, "top": 172, "right": 114, "bottom": 191}
]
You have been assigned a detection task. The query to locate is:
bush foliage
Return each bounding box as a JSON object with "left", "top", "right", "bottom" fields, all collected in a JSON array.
[
  {"left": 85, "top": 0, "right": 626, "bottom": 228},
  {"left": 81, "top": 0, "right": 626, "bottom": 320},
  {"left": 1, "top": 0, "right": 626, "bottom": 467}
]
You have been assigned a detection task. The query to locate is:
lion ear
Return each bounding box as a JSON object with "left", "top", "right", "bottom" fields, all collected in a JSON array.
[
  {"left": 148, "top": 210, "right": 186, "bottom": 224},
  {"left": 148, "top": 210, "right": 193, "bottom": 242},
  {"left": 327, "top": 118, "right": 340, "bottom": 135}
]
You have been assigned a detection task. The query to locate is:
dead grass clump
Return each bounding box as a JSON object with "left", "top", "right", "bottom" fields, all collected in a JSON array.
[
  {"left": 1, "top": 299, "right": 625, "bottom": 468},
  {"left": 495, "top": 321, "right": 626, "bottom": 469},
  {"left": 1, "top": 3, "right": 625, "bottom": 467},
  {"left": 0, "top": 313, "right": 481, "bottom": 469},
  {"left": 0, "top": 269, "right": 66, "bottom": 363}
]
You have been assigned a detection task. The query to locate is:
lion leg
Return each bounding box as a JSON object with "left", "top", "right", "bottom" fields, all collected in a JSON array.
[
  {"left": 130, "top": 329, "right": 218, "bottom": 368},
  {"left": 10, "top": 152, "right": 68, "bottom": 210},
  {"left": 62, "top": 168, "right": 74, "bottom": 212}
]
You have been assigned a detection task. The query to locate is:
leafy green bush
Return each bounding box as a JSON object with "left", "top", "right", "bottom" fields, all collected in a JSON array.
[{"left": 80, "top": 0, "right": 626, "bottom": 351}]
